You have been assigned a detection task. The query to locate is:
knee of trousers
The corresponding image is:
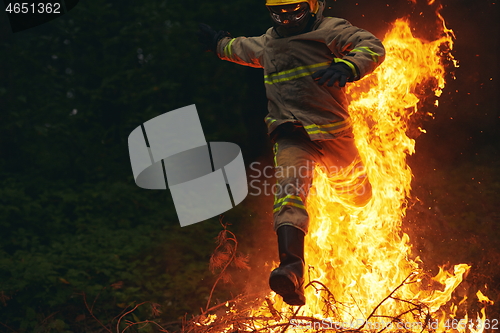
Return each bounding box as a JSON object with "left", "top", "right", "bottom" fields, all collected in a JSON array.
[
  {"left": 275, "top": 176, "right": 311, "bottom": 198},
  {"left": 273, "top": 206, "right": 309, "bottom": 235}
]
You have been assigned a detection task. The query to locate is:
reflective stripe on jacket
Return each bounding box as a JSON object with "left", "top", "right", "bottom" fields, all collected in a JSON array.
[{"left": 216, "top": 17, "right": 385, "bottom": 140}]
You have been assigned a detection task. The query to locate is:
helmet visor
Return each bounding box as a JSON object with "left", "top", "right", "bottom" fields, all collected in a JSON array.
[{"left": 268, "top": 2, "right": 309, "bottom": 26}]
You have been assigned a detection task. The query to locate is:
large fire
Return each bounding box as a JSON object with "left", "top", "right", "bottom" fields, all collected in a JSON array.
[
  {"left": 296, "top": 16, "right": 487, "bottom": 332},
  {"left": 188, "top": 7, "right": 494, "bottom": 333}
]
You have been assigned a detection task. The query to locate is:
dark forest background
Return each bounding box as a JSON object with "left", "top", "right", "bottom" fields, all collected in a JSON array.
[{"left": 0, "top": 0, "right": 498, "bottom": 331}]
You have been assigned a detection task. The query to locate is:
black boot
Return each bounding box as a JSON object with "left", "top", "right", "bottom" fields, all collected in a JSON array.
[{"left": 269, "top": 225, "right": 306, "bottom": 306}]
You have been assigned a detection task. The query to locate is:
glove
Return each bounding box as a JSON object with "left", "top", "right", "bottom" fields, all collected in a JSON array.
[
  {"left": 197, "top": 23, "right": 231, "bottom": 53},
  {"left": 312, "top": 61, "right": 357, "bottom": 87}
]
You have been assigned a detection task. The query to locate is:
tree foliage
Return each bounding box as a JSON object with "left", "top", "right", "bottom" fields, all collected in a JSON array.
[{"left": 0, "top": 0, "right": 270, "bottom": 331}]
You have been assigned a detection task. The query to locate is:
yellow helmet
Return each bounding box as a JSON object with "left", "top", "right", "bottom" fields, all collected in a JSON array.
[{"left": 265, "top": 0, "right": 319, "bottom": 14}]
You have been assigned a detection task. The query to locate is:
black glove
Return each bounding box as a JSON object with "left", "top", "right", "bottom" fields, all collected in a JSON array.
[
  {"left": 312, "top": 61, "right": 357, "bottom": 87},
  {"left": 197, "top": 23, "right": 231, "bottom": 53}
]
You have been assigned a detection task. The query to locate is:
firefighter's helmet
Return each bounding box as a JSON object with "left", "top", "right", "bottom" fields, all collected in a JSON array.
[{"left": 265, "top": 0, "right": 319, "bottom": 14}]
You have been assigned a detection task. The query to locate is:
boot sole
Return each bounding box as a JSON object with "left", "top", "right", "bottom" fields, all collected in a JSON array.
[{"left": 269, "top": 274, "right": 305, "bottom": 306}]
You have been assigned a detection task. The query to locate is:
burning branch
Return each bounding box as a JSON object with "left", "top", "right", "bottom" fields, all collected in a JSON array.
[
  {"left": 180, "top": 271, "right": 438, "bottom": 333},
  {"left": 358, "top": 273, "right": 422, "bottom": 331}
]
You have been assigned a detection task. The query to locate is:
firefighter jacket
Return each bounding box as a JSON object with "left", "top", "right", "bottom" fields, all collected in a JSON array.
[{"left": 216, "top": 16, "right": 385, "bottom": 141}]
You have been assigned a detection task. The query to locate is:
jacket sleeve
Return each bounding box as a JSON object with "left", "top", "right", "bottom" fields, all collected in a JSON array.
[
  {"left": 323, "top": 18, "right": 385, "bottom": 79},
  {"left": 216, "top": 35, "right": 266, "bottom": 68}
]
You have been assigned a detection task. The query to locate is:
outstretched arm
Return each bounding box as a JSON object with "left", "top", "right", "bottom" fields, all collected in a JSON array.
[
  {"left": 198, "top": 23, "right": 266, "bottom": 68},
  {"left": 216, "top": 35, "right": 266, "bottom": 69}
]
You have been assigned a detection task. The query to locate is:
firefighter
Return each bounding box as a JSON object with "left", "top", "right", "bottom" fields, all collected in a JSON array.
[{"left": 198, "top": 0, "right": 385, "bottom": 306}]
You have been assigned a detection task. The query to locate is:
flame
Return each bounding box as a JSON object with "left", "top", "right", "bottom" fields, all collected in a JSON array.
[
  {"left": 251, "top": 14, "right": 490, "bottom": 333},
  {"left": 195, "top": 8, "right": 494, "bottom": 333},
  {"left": 476, "top": 290, "right": 494, "bottom": 305}
]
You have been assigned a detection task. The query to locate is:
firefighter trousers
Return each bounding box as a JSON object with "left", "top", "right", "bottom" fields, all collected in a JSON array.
[{"left": 271, "top": 123, "right": 372, "bottom": 234}]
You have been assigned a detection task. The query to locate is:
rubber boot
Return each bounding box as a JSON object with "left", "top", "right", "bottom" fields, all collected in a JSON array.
[{"left": 269, "top": 225, "right": 306, "bottom": 306}]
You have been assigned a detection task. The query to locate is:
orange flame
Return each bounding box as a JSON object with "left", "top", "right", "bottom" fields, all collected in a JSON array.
[
  {"left": 255, "top": 15, "right": 491, "bottom": 333},
  {"left": 200, "top": 10, "right": 493, "bottom": 333}
]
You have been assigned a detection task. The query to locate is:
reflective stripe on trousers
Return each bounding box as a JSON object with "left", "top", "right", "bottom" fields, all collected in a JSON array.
[{"left": 271, "top": 123, "right": 372, "bottom": 234}]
